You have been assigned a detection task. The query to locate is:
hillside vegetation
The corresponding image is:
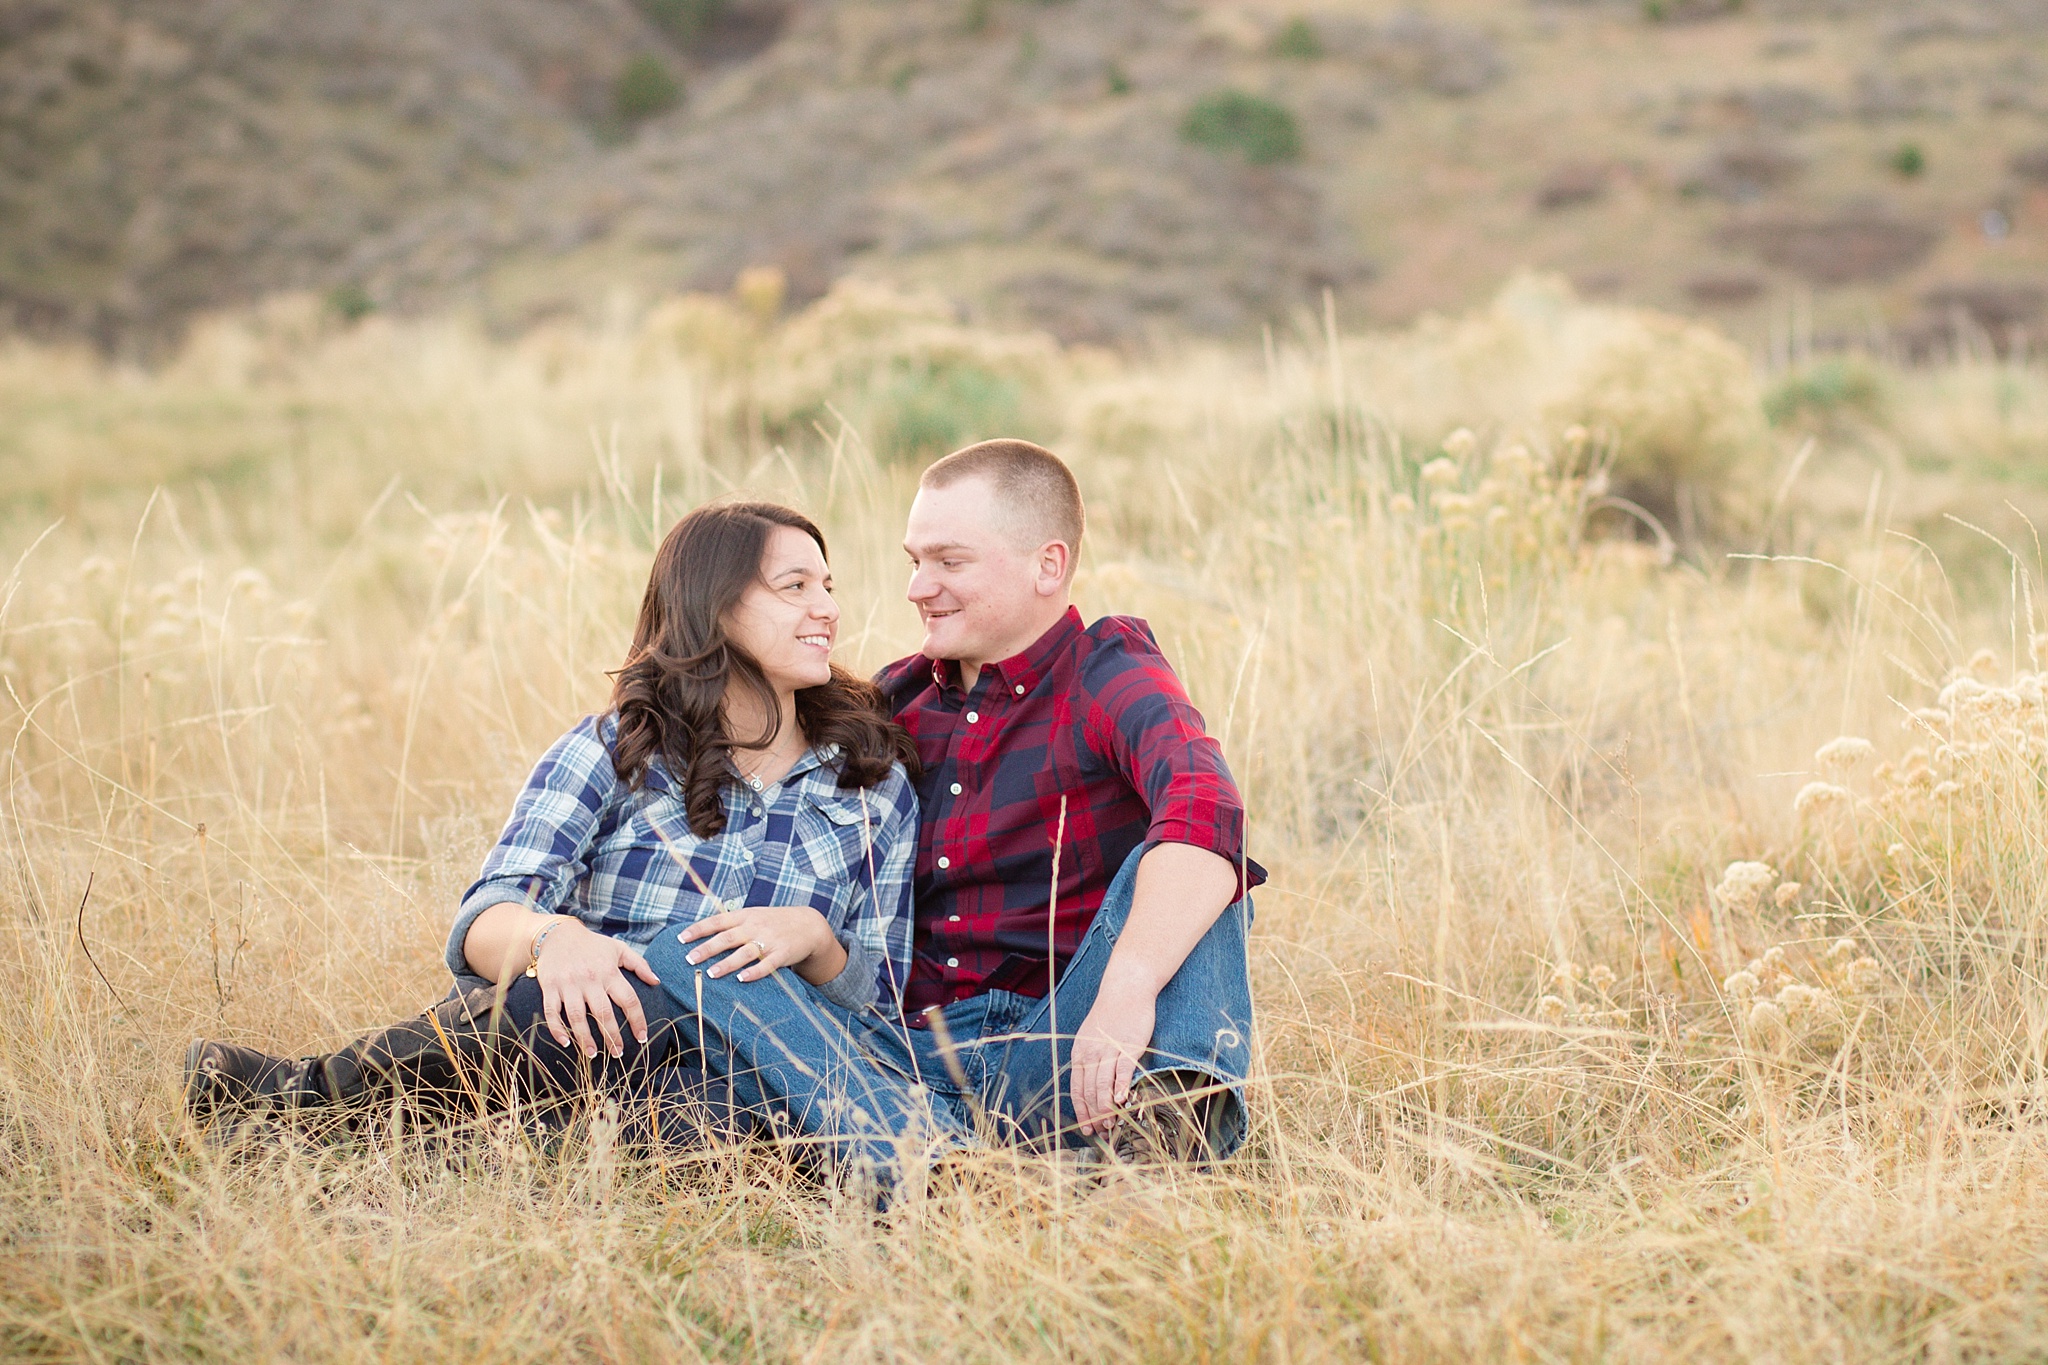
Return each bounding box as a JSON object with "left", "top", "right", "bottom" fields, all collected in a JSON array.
[
  {"left": 2, "top": 284, "right": 2048, "bottom": 1357},
  {"left": 6, "top": 0, "right": 2048, "bottom": 352}
]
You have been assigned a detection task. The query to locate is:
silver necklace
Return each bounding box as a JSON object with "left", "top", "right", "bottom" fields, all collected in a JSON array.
[{"left": 735, "top": 737, "right": 799, "bottom": 791}]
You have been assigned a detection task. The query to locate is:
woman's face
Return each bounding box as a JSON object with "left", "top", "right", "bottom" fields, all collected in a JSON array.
[{"left": 724, "top": 526, "right": 838, "bottom": 697}]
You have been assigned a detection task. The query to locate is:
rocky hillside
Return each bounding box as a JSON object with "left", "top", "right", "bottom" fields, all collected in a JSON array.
[{"left": 5, "top": 0, "right": 2048, "bottom": 351}]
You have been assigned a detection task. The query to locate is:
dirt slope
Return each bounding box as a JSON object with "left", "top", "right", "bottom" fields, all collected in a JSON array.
[{"left": 5, "top": 0, "right": 2048, "bottom": 350}]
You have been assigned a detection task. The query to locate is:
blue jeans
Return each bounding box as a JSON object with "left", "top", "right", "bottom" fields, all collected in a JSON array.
[{"left": 640, "top": 845, "right": 1254, "bottom": 1177}]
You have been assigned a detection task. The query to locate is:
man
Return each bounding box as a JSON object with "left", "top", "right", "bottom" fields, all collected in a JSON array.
[{"left": 646, "top": 439, "right": 1261, "bottom": 1171}]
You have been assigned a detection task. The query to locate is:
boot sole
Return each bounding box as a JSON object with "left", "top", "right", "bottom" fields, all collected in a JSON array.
[{"left": 182, "top": 1037, "right": 212, "bottom": 1120}]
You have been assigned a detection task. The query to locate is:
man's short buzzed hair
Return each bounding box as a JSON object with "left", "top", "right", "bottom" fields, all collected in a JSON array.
[{"left": 920, "top": 439, "right": 1085, "bottom": 565}]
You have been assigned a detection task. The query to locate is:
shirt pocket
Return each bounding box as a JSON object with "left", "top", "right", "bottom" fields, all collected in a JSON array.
[{"left": 792, "top": 789, "right": 878, "bottom": 895}]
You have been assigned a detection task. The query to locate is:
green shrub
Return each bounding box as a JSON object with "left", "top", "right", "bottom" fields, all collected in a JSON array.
[
  {"left": 873, "top": 359, "right": 1028, "bottom": 459},
  {"left": 1890, "top": 142, "right": 1926, "bottom": 178},
  {"left": 325, "top": 283, "right": 375, "bottom": 323},
  {"left": 1272, "top": 18, "right": 1324, "bottom": 60},
  {"left": 614, "top": 54, "right": 682, "bottom": 124},
  {"left": 1181, "top": 90, "right": 1302, "bottom": 166},
  {"left": 635, "top": 0, "right": 724, "bottom": 47},
  {"left": 1763, "top": 357, "right": 1887, "bottom": 427}
]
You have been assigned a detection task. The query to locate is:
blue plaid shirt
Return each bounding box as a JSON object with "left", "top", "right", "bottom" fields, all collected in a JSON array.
[{"left": 445, "top": 713, "right": 919, "bottom": 1013}]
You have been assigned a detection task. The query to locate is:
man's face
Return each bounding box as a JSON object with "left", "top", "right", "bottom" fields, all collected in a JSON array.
[{"left": 902, "top": 477, "right": 1050, "bottom": 667}]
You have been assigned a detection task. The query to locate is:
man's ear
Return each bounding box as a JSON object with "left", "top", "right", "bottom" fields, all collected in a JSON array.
[{"left": 1033, "top": 540, "right": 1072, "bottom": 597}]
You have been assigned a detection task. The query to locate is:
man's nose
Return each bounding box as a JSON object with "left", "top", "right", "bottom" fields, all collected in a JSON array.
[{"left": 906, "top": 567, "right": 937, "bottom": 601}]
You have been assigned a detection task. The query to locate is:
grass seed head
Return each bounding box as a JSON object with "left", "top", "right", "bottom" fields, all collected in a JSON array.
[{"left": 1773, "top": 881, "right": 1802, "bottom": 910}]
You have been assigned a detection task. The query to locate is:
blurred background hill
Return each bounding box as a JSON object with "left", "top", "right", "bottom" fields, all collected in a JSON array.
[{"left": 6, "top": 0, "right": 2048, "bottom": 353}]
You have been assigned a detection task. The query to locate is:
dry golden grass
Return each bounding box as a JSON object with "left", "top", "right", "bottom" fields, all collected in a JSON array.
[{"left": 4, "top": 284, "right": 2048, "bottom": 1361}]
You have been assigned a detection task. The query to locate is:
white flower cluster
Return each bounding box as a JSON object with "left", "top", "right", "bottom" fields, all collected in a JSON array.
[
  {"left": 1721, "top": 935, "right": 1883, "bottom": 1046},
  {"left": 1712, "top": 861, "right": 1778, "bottom": 914},
  {"left": 1389, "top": 427, "right": 1583, "bottom": 564},
  {"left": 1533, "top": 959, "right": 1629, "bottom": 1028}
]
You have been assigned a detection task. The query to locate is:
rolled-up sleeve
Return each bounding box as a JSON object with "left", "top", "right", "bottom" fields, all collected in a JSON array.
[
  {"left": 1088, "top": 635, "right": 1265, "bottom": 896},
  {"left": 445, "top": 717, "right": 620, "bottom": 980},
  {"left": 811, "top": 764, "right": 920, "bottom": 1013}
]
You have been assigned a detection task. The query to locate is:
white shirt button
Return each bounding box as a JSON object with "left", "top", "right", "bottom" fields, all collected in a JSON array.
[
  {"left": 948, "top": 914, "right": 960, "bottom": 922},
  {"left": 937, "top": 856, "right": 950, "bottom": 869},
  {"left": 949, "top": 782, "right": 962, "bottom": 795},
  {"left": 946, "top": 957, "right": 959, "bottom": 968},
  {"left": 1014, "top": 684, "right": 1025, "bottom": 695},
  {"left": 966, "top": 711, "right": 979, "bottom": 723}
]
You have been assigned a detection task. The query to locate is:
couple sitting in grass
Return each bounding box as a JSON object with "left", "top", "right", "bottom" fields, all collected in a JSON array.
[{"left": 186, "top": 439, "right": 1261, "bottom": 1180}]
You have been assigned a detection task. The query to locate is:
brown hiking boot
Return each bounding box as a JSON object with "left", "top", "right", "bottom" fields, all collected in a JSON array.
[
  {"left": 182, "top": 989, "right": 524, "bottom": 1139},
  {"left": 183, "top": 1039, "right": 323, "bottom": 1138},
  {"left": 1108, "top": 1069, "right": 1220, "bottom": 1167}
]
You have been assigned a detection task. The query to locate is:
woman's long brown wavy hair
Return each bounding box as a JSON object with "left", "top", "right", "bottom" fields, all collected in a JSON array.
[{"left": 610, "top": 501, "right": 917, "bottom": 837}]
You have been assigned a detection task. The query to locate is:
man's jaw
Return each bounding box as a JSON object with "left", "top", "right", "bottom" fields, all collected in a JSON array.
[{"left": 919, "top": 607, "right": 967, "bottom": 661}]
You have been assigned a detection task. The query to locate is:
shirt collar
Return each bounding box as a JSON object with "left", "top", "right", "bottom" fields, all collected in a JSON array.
[
  {"left": 925, "top": 606, "right": 1083, "bottom": 699},
  {"left": 643, "top": 743, "right": 839, "bottom": 798}
]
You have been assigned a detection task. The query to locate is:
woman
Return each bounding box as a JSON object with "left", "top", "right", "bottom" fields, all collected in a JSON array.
[{"left": 184, "top": 501, "right": 919, "bottom": 1141}]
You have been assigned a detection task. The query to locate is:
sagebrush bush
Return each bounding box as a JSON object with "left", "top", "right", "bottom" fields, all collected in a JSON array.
[
  {"left": 614, "top": 53, "right": 682, "bottom": 123},
  {"left": 1764, "top": 356, "right": 1887, "bottom": 428},
  {"left": 1180, "top": 89, "right": 1302, "bottom": 165}
]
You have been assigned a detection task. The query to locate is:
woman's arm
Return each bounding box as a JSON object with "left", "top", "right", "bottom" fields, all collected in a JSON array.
[
  {"left": 452, "top": 717, "right": 660, "bottom": 1059},
  {"left": 676, "top": 905, "right": 847, "bottom": 985},
  {"left": 446, "top": 718, "right": 615, "bottom": 980},
  {"left": 463, "top": 903, "right": 661, "bottom": 1059}
]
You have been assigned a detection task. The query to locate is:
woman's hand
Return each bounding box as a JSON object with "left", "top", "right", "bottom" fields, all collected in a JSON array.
[
  {"left": 679, "top": 906, "right": 848, "bottom": 987},
  {"left": 531, "top": 919, "right": 662, "bottom": 1060}
]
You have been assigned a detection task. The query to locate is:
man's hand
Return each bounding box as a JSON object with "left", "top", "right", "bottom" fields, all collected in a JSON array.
[
  {"left": 534, "top": 920, "right": 661, "bottom": 1060},
  {"left": 1063, "top": 843, "right": 1241, "bottom": 1136},
  {"left": 1069, "top": 973, "right": 1157, "bottom": 1135},
  {"left": 680, "top": 905, "right": 848, "bottom": 987}
]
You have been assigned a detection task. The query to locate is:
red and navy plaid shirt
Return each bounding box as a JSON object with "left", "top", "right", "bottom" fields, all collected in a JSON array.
[{"left": 876, "top": 606, "right": 1264, "bottom": 1018}]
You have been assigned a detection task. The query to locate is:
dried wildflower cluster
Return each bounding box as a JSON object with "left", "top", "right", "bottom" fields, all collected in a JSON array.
[
  {"left": 1390, "top": 426, "right": 1598, "bottom": 576},
  {"left": 1533, "top": 958, "right": 1631, "bottom": 1028},
  {"left": 1790, "top": 646, "right": 2048, "bottom": 928},
  {"left": 1720, "top": 925, "right": 1881, "bottom": 1049}
]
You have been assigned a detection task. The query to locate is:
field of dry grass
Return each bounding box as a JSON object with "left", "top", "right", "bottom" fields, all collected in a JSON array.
[{"left": 4, "top": 282, "right": 2048, "bottom": 1360}]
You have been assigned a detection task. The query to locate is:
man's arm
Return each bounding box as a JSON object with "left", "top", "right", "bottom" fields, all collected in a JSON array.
[
  {"left": 1066, "top": 624, "right": 1258, "bottom": 1134},
  {"left": 1068, "top": 841, "right": 1239, "bottom": 1134}
]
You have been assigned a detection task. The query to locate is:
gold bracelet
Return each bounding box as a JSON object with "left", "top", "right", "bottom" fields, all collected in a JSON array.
[{"left": 524, "top": 918, "right": 565, "bottom": 979}]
